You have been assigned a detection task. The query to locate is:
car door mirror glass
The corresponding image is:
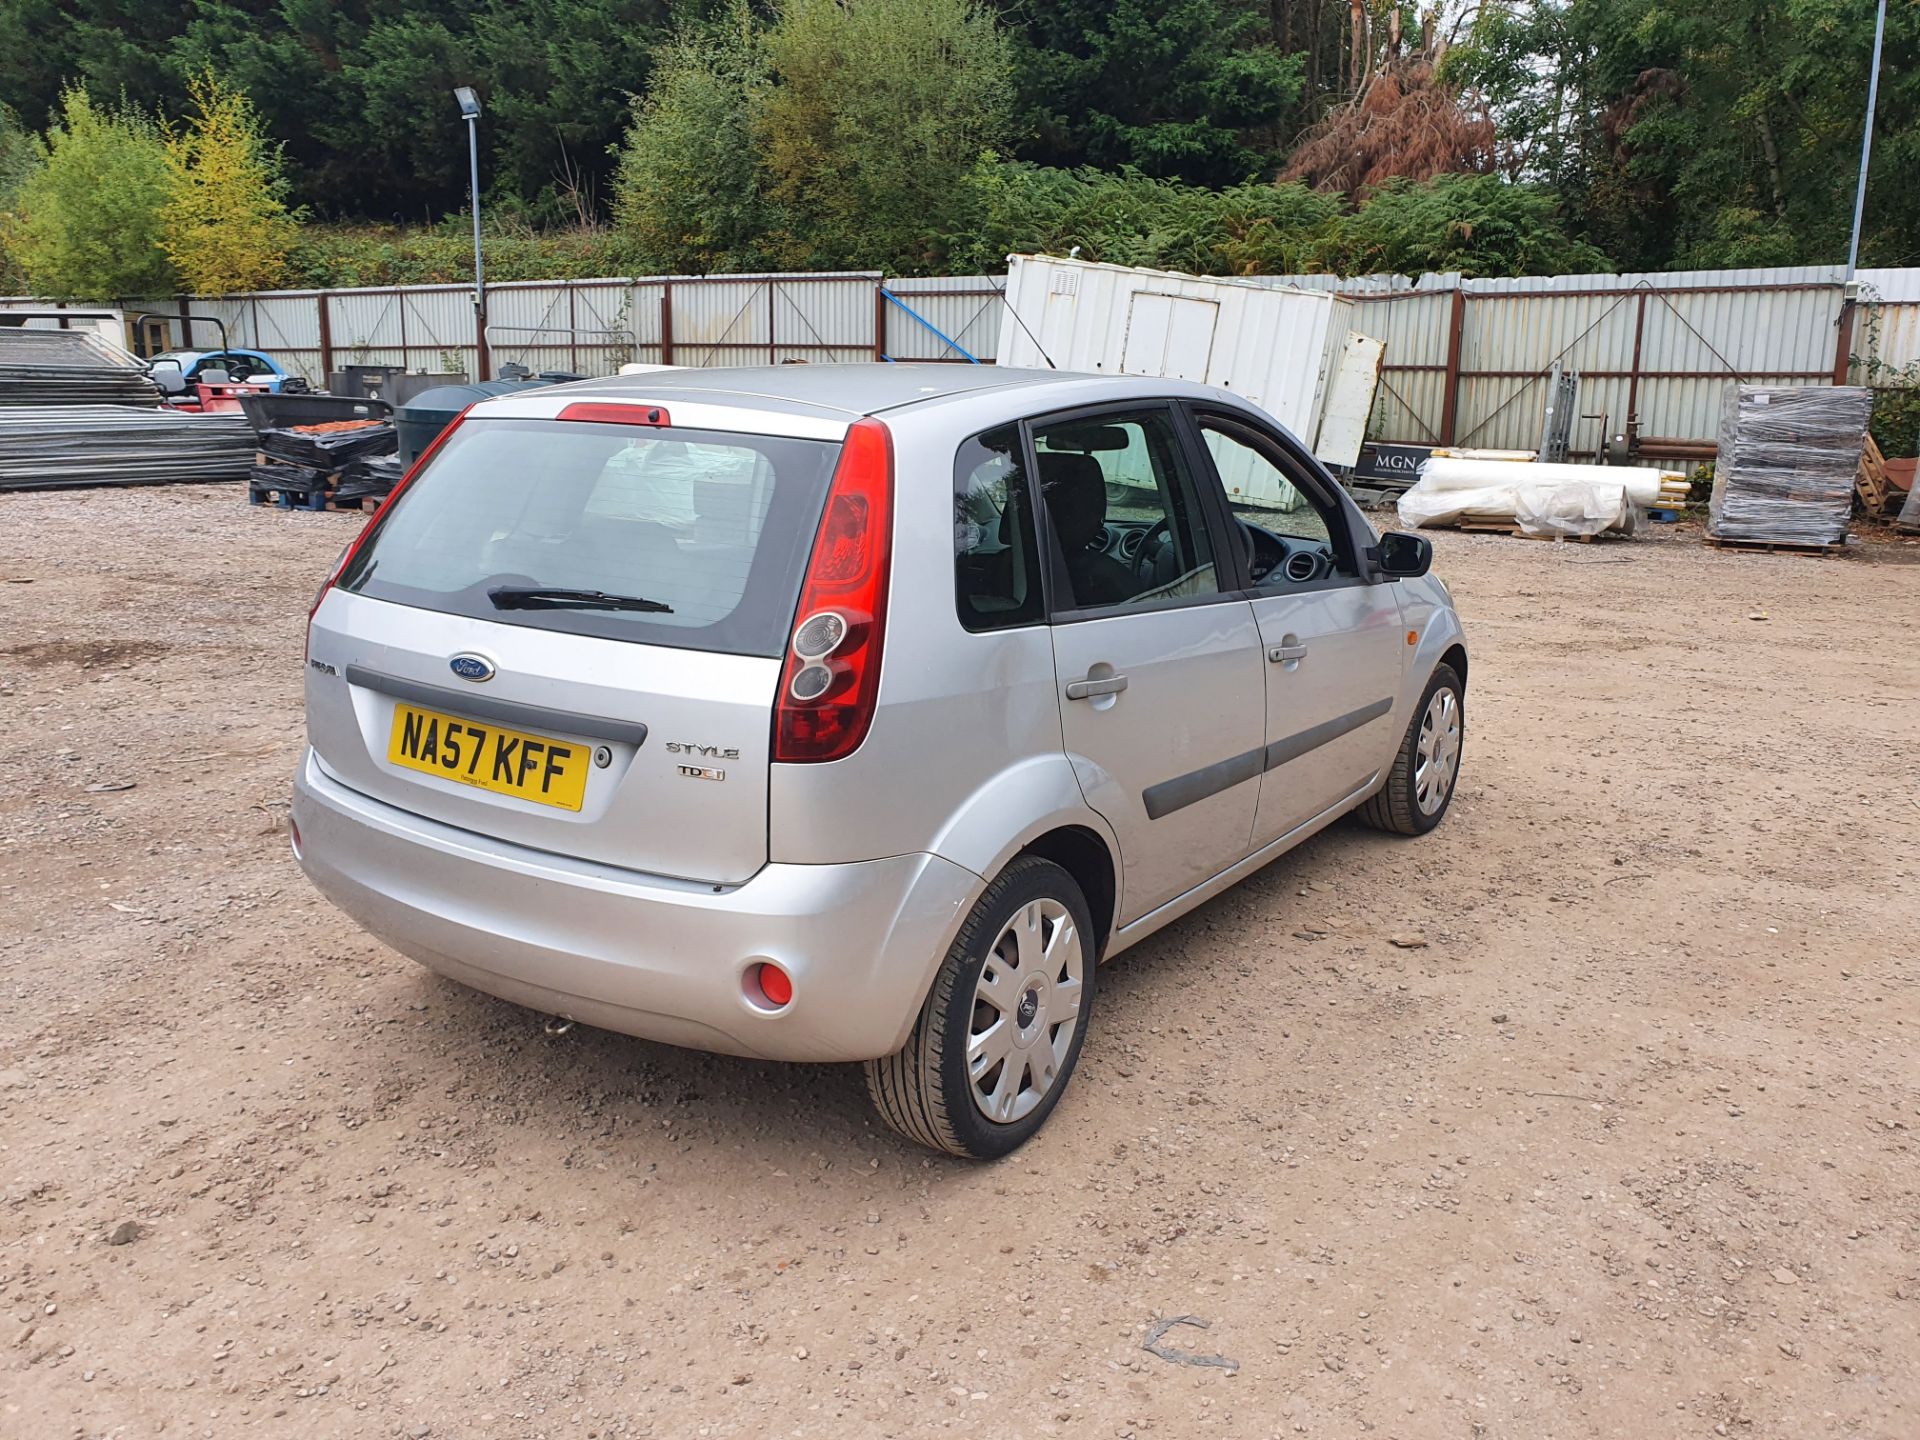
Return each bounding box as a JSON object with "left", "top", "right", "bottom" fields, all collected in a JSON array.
[{"left": 1374, "top": 531, "right": 1432, "bottom": 578}]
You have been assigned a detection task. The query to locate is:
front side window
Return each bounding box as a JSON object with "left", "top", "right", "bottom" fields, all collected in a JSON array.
[
  {"left": 954, "top": 425, "right": 1044, "bottom": 631},
  {"left": 1031, "top": 409, "right": 1219, "bottom": 613},
  {"left": 1196, "top": 416, "right": 1354, "bottom": 583}
]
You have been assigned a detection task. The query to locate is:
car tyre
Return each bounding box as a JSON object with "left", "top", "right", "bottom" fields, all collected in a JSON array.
[
  {"left": 865, "top": 856, "right": 1095, "bottom": 1160},
  {"left": 1359, "top": 663, "right": 1464, "bottom": 836}
]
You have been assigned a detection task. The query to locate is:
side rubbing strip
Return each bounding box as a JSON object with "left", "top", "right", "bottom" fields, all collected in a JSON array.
[
  {"left": 1263, "top": 697, "right": 1393, "bottom": 771},
  {"left": 1142, "top": 745, "right": 1265, "bottom": 821},
  {"left": 1139, "top": 698, "right": 1395, "bottom": 822}
]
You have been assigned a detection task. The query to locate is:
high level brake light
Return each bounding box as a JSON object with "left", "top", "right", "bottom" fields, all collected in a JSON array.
[{"left": 773, "top": 417, "right": 893, "bottom": 764}]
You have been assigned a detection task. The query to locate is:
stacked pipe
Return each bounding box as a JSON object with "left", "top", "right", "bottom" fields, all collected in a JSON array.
[{"left": 1708, "top": 384, "right": 1870, "bottom": 546}]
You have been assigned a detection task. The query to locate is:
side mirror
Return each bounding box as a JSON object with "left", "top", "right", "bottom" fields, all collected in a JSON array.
[{"left": 1372, "top": 531, "right": 1432, "bottom": 579}]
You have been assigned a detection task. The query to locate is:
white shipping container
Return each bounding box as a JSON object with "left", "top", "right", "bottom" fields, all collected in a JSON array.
[{"left": 994, "top": 255, "right": 1361, "bottom": 451}]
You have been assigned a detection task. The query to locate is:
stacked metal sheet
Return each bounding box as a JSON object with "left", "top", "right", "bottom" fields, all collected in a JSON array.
[
  {"left": 0, "top": 406, "right": 255, "bottom": 490},
  {"left": 0, "top": 328, "right": 162, "bottom": 407},
  {"left": 1708, "top": 384, "right": 1871, "bottom": 546}
]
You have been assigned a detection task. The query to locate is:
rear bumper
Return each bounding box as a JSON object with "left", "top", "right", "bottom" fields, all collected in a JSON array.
[{"left": 292, "top": 750, "right": 979, "bottom": 1062}]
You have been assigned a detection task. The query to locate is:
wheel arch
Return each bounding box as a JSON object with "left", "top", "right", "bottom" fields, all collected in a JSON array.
[
  {"left": 1015, "top": 825, "right": 1118, "bottom": 962},
  {"left": 1439, "top": 641, "right": 1468, "bottom": 689}
]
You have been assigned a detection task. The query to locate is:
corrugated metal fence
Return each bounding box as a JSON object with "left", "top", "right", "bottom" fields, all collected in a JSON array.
[
  {"left": 1251, "top": 267, "right": 1887, "bottom": 458},
  {"left": 159, "top": 272, "right": 1007, "bottom": 390},
  {"left": 20, "top": 263, "right": 1920, "bottom": 452}
]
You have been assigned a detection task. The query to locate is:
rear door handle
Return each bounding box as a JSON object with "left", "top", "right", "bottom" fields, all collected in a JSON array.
[
  {"left": 1065, "top": 674, "right": 1129, "bottom": 700},
  {"left": 1268, "top": 644, "right": 1308, "bottom": 663}
]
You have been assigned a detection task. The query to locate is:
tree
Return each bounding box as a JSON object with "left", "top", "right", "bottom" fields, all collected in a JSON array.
[
  {"left": 1445, "top": 0, "right": 1920, "bottom": 270},
  {"left": 159, "top": 70, "right": 299, "bottom": 294},
  {"left": 1004, "top": 0, "right": 1304, "bottom": 187},
  {"left": 8, "top": 87, "right": 174, "bottom": 301},
  {"left": 1283, "top": 59, "right": 1502, "bottom": 196},
  {"left": 757, "top": 0, "right": 1015, "bottom": 271},
  {"left": 611, "top": 11, "right": 783, "bottom": 274},
  {"left": 0, "top": 104, "right": 42, "bottom": 291}
]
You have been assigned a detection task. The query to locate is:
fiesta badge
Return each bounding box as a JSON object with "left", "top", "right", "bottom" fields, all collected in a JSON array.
[{"left": 449, "top": 653, "right": 496, "bottom": 683}]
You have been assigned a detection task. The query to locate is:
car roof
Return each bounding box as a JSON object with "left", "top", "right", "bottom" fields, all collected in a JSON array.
[
  {"left": 474, "top": 363, "right": 1257, "bottom": 440},
  {"left": 521, "top": 364, "right": 1156, "bottom": 418}
]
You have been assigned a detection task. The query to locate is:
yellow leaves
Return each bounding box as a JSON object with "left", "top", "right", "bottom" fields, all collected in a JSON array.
[{"left": 158, "top": 70, "right": 297, "bottom": 295}]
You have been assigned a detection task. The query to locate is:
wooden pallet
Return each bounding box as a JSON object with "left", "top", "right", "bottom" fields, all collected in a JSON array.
[
  {"left": 1857, "top": 434, "right": 1893, "bottom": 514},
  {"left": 1704, "top": 533, "right": 1845, "bottom": 556},
  {"left": 1455, "top": 522, "right": 1600, "bottom": 543},
  {"left": 247, "top": 483, "right": 329, "bottom": 511}
]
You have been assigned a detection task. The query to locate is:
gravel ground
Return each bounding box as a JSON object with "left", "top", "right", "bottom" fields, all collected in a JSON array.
[{"left": 2, "top": 484, "right": 1918, "bottom": 1440}]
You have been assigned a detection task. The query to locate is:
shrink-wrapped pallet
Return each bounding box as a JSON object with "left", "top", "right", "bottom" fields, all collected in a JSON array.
[{"left": 1708, "top": 385, "right": 1869, "bottom": 546}]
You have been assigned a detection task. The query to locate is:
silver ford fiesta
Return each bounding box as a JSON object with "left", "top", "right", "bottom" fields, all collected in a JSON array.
[{"left": 292, "top": 364, "right": 1467, "bottom": 1158}]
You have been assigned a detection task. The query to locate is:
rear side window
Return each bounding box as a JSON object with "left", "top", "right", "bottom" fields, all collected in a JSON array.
[
  {"left": 954, "top": 425, "right": 1044, "bottom": 631},
  {"left": 337, "top": 418, "right": 837, "bottom": 657}
]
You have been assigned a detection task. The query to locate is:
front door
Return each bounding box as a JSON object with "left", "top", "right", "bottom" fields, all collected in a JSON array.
[
  {"left": 1032, "top": 404, "right": 1266, "bottom": 923},
  {"left": 1191, "top": 411, "right": 1407, "bottom": 845}
]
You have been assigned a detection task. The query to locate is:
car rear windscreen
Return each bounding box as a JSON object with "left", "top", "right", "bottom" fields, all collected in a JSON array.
[{"left": 336, "top": 417, "right": 839, "bottom": 656}]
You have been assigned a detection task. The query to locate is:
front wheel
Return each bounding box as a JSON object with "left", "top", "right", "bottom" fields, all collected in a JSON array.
[
  {"left": 1358, "top": 663, "right": 1464, "bottom": 836},
  {"left": 865, "top": 856, "right": 1095, "bottom": 1159}
]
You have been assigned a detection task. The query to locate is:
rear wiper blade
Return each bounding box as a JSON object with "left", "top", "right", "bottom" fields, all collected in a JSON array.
[{"left": 488, "top": 586, "right": 674, "bottom": 614}]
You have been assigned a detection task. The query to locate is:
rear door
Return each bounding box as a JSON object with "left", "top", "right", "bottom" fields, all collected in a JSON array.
[
  {"left": 305, "top": 412, "right": 841, "bottom": 885},
  {"left": 1189, "top": 407, "right": 1406, "bottom": 845},
  {"left": 1032, "top": 403, "right": 1266, "bottom": 922}
]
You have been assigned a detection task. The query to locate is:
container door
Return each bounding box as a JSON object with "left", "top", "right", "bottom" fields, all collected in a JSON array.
[{"left": 1122, "top": 294, "right": 1219, "bottom": 383}]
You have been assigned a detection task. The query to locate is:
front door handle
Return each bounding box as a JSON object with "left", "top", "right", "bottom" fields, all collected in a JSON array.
[
  {"left": 1268, "top": 644, "right": 1308, "bottom": 663},
  {"left": 1065, "top": 674, "right": 1129, "bottom": 700}
]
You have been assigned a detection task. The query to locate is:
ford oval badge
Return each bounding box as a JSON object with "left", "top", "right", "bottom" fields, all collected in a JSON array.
[{"left": 449, "top": 653, "right": 496, "bottom": 683}]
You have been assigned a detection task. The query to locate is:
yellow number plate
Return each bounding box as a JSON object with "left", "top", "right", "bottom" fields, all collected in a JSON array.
[{"left": 386, "top": 702, "right": 590, "bottom": 812}]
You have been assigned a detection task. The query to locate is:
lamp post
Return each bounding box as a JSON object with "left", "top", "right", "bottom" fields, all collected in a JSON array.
[
  {"left": 1844, "top": 0, "right": 1887, "bottom": 283},
  {"left": 454, "top": 86, "right": 488, "bottom": 379}
]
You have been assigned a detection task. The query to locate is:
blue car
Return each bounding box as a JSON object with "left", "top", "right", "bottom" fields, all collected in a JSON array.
[{"left": 147, "top": 348, "right": 295, "bottom": 393}]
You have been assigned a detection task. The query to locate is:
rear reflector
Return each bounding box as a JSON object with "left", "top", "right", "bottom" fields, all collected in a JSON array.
[
  {"left": 753, "top": 962, "right": 793, "bottom": 1009},
  {"left": 557, "top": 401, "right": 671, "bottom": 427}
]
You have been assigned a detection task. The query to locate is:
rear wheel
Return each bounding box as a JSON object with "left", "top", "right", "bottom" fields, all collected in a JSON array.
[
  {"left": 1359, "top": 663, "right": 1464, "bottom": 836},
  {"left": 865, "top": 856, "right": 1095, "bottom": 1159}
]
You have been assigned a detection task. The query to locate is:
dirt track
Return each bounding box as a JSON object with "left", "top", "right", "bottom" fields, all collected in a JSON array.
[{"left": 3, "top": 485, "right": 1919, "bottom": 1440}]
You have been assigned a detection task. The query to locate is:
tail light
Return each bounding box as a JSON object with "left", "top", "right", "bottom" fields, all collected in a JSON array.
[
  {"left": 773, "top": 417, "right": 892, "bottom": 763},
  {"left": 304, "top": 405, "right": 475, "bottom": 661}
]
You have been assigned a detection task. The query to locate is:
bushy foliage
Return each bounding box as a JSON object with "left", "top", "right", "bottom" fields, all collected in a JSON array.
[
  {"left": 613, "top": 0, "right": 1013, "bottom": 275},
  {"left": 1862, "top": 362, "right": 1920, "bottom": 458},
  {"left": 611, "top": 13, "right": 784, "bottom": 276},
  {"left": 286, "top": 219, "right": 634, "bottom": 289},
  {"left": 159, "top": 70, "right": 299, "bottom": 294},
  {"left": 949, "top": 164, "right": 1343, "bottom": 275},
  {"left": 1337, "top": 175, "right": 1611, "bottom": 278},
  {"left": 757, "top": 0, "right": 1013, "bottom": 271},
  {"left": 8, "top": 87, "right": 174, "bottom": 300},
  {"left": 311, "top": 169, "right": 1593, "bottom": 285}
]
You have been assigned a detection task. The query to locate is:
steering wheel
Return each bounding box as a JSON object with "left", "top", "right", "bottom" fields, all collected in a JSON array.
[
  {"left": 1134, "top": 517, "right": 1170, "bottom": 578},
  {"left": 1135, "top": 515, "right": 1260, "bottom": 582}
]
